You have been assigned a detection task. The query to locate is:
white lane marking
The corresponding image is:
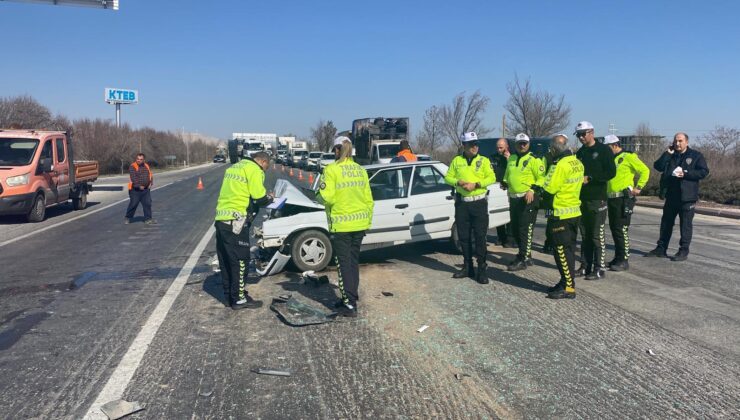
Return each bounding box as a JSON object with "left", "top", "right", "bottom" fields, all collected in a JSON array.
[
  {"left": 0, "top": 183, "right": 173, "bottom": 249},
  {"left": 83, "top": 225, "right": 215, "bottom": 419}
]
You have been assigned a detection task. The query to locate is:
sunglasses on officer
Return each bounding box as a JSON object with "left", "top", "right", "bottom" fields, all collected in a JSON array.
[
  {"left": 576, "top": 130, "right": 593, "bottom": 138},
  {"left": 465, "top": 141, "right": 479, "bottom": 148}
]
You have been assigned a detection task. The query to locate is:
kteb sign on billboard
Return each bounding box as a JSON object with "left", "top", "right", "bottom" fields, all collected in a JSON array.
[{"left": 105, "top": 88, "right": 138, "bottom": 104}]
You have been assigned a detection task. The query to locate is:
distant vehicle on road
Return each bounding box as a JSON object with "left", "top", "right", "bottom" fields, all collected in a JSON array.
[
  {"left": 254, "top": 161, "right": 510, "bottom": 274},
  {"left": 306, "top": 151, "right": 323, "bottom": 171},
  {"left": 318, "top": 153, "right": 335, "bottom": 173},
  {"left": 290, "top": 150, "right": 309, "bottom": 168},
  {"left": 0, "top": 129, "right": 98, "bottom": 222},
  {"left": 213, "top": 155, "right": 226, "bottom": 163},
  {"left": 417, "top": 154, "right": 431, "bottom": 161},
  {"left": 352, "top": 117, "right": 408, "bottom": 165}
]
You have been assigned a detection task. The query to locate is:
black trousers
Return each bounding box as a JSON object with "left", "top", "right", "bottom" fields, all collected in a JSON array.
[
  {"left": 496, "top": 222, "right": 514, "bottom": 245},
  {"left": 509, "top": 196, "right": 537, "bottom": 260},
  {"left": 580, "top": 200, "right": 607, "bottom": 270},
  {"left": 215, "top": 221, "right": 251, "bottom": 305},
  {"left": 657, "top": 198, "right": 696, "bottom": 252},
  {"left": 548, "top": 216, "right": 579, "bottom": 291},
  {"left": 126, "top": 188, "right": 152, "bottom": 220},
  {"left": 332, "top": 231, "right": 365, "bottom": 306},
  {"left": 455, "top": 199, "right": 489, "bottom": 266},
  {"left": 607, "top": 197, "right": 634, "bottom": 261}
]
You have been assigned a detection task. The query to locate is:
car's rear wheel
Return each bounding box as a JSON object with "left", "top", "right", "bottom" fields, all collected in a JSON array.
[
  {"left": 72, "top": 191, "right": 87, "bottom": 210},
  {"left": 290, "top": 229, "right": 332, "bottom": 272}
]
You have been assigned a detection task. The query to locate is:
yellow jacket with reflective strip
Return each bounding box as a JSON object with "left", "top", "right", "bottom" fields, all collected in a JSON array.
[
  {"left": 503, "top": 152, "right": 546, "bottom": 194},
  {"left": 543, "top": 154, "right": 584, "bottom": 220},
  {"left": 444, "top": 154, "right": 496, "bottom": 197},
  {"left": 317, "top": 158, "right": 374, "bottom": 233},
  {"left": 607, "top": 151, "right": 650, "bottom": 194},
  {"left": 215, "top": 158, "right": 266, "bottom": 221}
]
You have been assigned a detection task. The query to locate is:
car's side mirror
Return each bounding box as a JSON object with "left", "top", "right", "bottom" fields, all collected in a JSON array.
[{"left": 38, "top": 158, "right": 53, "bottom": 174}]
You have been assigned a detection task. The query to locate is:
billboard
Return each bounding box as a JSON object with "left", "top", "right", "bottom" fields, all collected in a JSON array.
[{"left": 105, "top": 88, "right": 138, "bottom": 104}]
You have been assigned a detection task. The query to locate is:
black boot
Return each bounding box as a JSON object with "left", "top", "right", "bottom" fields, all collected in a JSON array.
[
  {"left": 453, "top": 260, "right": 475, "bottom": 279},
  {"left": 507, "top": 256, "right": 527, "bottom": 272},
  {"left": 547, "top": 287, "right": 576, "bottom": 299},
  {"left": 610, "top": 259, "right": 629, "bottom": 271},
  {"left": 574, "top": 264, "right": 590, "bottom": 278},
  {"left": 585, "top": 268, "right": 606, "bottom": 280},
  {"left": 672, "top": 249, "right": 689, "bottom": 262},
  {"left": 644, "top": 247, "right": 668, "bottom": 258},
  {"left": 476, "top": 263, "right": 489, "bottom": 284}
]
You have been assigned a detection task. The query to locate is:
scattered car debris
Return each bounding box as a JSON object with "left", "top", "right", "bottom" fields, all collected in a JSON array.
[
  {"left": 647, "top": 349, "right": 656, "bottom": 356},
  {"left": 301, "top": 271, "right": 329, "bottom": 287},
  {"left": 270, "top": 294, "right": 337, "bottom": 326},
  {"left": 381, "top": 291, "right": 394, "bottom": 297},
  {"left": 417, "top": 325, "right": 429, "bottom": 333},
  {"left": 100, "top": 399, "right": 145, "bottom": 420},
  {"left": 251, "top": 367, "right": 292, "bottom": 377},
  {"left": 198, "top": 390, "right": 213, "bottom": 397},
  {"left": 455, "top": 373, "right": 471, "bottom": 381}
]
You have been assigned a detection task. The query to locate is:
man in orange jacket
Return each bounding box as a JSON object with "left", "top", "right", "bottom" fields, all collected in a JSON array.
[
  {"left": 125, "top": 153, "right": 156, "bottom": 224},
  {"left": 391, "top": 140, "right": 417, "bottom": 162}
]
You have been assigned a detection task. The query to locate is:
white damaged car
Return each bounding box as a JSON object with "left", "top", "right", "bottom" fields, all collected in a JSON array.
[{"left": 254, "top": 161, "right": 510, "bottom": 275}]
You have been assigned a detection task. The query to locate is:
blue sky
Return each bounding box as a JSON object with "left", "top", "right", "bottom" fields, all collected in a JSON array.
[{"left": 1, "top": 0, "right": 739, "bottom": 141}]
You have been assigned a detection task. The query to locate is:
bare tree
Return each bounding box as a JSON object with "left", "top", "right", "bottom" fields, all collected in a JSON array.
[
  {"left": 701, "top": 126, "right": 739, "bottom": 157},
  {"left": 439, "top": 91, "right": 492, "bottom": 146},
  {"left": 0, "top": 95, "right": 54, "bottom": 128},
  {"left": 310, "top": 120, "right": 337, "bottom": 152},
  {"left": 504, "top": 75, "right": 571, "bottom": 137},
  {"left": 415, "top": 105, "right": 445, "bottom": 155}
]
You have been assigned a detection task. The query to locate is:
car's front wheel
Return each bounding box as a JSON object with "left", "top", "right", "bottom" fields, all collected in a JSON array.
[{"left": 290, "top": 229, "right": 333, "bottom": 272}]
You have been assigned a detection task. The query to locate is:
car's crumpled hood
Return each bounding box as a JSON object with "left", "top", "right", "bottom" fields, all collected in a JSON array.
[{"left": 274, "top": 179, "right": 324, "bottom": 210}]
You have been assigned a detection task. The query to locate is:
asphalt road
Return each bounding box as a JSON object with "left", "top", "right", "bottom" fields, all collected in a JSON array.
[{"left": 0, "top": 162, "right": 738, "bottom": 419}]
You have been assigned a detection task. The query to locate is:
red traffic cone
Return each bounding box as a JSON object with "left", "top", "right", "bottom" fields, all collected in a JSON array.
[
  {"left": 298, "top": 170, "right": 304, "bottom": 181},
  {"left": 308, "top": 172, "right": 314, "bottom": 184},
  {"left": 197, "top": 177, "right": 204, "bottom": 190},
  {"left": 289, "top": 167, "right": 294, "bottom": 177}
]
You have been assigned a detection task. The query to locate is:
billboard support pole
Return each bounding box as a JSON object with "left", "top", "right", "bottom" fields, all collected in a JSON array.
[{"left": 116, "top": 103, "right": 121, "bottom": 128}]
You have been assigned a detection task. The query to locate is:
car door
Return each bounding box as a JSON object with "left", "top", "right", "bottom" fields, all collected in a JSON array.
[
  {"left": 407, "top": 165, "right": 455, "bottom": 239},
  {"left": 364, "top": 166, "right": 413, "bottom": 245},
  {"left": 37, "top": 140, "right": 58, "bottom": 205},
  {"left": 54, "top": 137, "right": 70, "bottom": 201}
]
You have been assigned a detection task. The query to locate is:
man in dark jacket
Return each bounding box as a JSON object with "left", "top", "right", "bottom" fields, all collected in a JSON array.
[
  {"left": 574, "top": 121, "right": 616, "bottom": 280},
  {"left": 645, "top": 132, "right": 709, "bottom": 261},
  {"left": 490, "top": 138, "right": 516, "bottom": 248}
]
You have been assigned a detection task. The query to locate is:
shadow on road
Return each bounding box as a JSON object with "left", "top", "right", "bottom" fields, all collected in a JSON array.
[{"left": 0, "top": 201, "right": 103, "bottom": 225}]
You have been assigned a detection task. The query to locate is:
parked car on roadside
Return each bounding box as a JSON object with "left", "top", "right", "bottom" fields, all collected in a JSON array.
[
  {"left": 253, "top": 161, "right": 510, "bottom": 274},
  {"left": 213, "top": 155, "right": 226, "bottom": 163}
]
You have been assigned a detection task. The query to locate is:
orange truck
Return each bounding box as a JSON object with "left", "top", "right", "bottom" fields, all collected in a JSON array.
[{"left": 0, "top": 129, "right": 98, "bottom": 222}]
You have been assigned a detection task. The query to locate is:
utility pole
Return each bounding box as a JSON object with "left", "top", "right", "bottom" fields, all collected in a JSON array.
[
  {"left": 502, "top": 114, "right": 507, "bottom": 138},
  {"left": 609, "top": 123, "right": 618, "bottom": 134}
]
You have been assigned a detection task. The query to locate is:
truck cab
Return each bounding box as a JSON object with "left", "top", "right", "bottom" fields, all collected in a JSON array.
[
  {"left": 0, "top": 130, "right": 98, "bottom": 222},
  {"left": 352, "top": 117, "right": 408, "bottom": 165}
]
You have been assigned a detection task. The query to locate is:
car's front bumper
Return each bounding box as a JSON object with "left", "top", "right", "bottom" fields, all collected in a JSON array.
[{"left": 0, "top": 192, "right": 36, "bottom": 216}]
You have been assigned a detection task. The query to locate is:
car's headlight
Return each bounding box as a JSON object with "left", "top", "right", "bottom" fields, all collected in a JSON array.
[{"left": 5, "top": 173, "right": 30, "bottom": 187}]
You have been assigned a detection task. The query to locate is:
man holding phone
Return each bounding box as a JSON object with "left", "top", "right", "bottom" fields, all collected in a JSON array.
[{"left": 646, "top": 132, "right": 709, "bottom": 261}]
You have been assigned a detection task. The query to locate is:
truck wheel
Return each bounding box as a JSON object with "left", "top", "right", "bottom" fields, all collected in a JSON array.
[
  {"left": 72, "top": 191, "right": 88, "bottom": 210},
  {"left": 290, "top": 230, "right": 332, "bottom": 272},
  {"left": 27, "top": 194, "right": 46, "bottom": 223}
]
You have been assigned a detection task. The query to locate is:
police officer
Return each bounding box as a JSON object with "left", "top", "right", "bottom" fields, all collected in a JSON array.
[
  {"left": 645, "top": 132, "right": 709, "bottom": 261},
  {"left": 214, "top": 151, "right": 273, "bottom": 310},
  {"left": 490, "top": 138, "right": 516, "bottom": 248},
  {"left": 603, "top": 135, "right": 650, "bottom": 271},
  {"left": 541, "top": 134, "right": 585, "bottom": 299},
  {"left": 504, "top": 133, "right": 546, "bottom": 271},
  {"left": 445, "top": 132, "right": 496, "bottom": 284},
  {"left": 574, "top": 121, "right": 616, "bottom": 280},
  {"left": 318, "top": 136, "right": 374, "bottom": 317}
]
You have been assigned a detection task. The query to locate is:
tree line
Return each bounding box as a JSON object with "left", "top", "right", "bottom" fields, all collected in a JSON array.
[{"left": 0, "top": 95, "right": 218, "bottom": 175}]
